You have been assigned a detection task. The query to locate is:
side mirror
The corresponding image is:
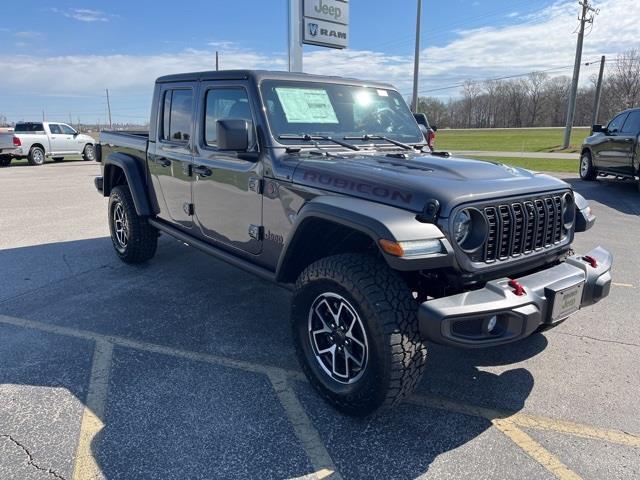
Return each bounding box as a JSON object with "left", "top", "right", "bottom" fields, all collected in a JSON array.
[
  {"left": 592, "top": 124, "right": 604, "bottom": 133},
  {"left": 217, "top": 119, "right": 249, "bottom": 151},
  {"left": 431, "top": 125, "right": 438, "bottom": 132},
  {"left": 417, "top": 124, "right": 429, "bottom": 139}
]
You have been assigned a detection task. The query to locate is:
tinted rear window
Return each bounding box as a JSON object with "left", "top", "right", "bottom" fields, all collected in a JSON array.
[{"left": 15, "top": 123, "right": 44, "bottom": 132}]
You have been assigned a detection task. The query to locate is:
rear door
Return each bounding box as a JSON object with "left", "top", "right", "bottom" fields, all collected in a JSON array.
[
  {"left": 47, "top": 124, "right": 67, "bottom": 154},
  {"left": 617, "top": 110, "right": 640, "bottom": 176},
  {"left": 147, "top": 83, "right": 195, "bottom": 229},
  {"left": 191, "top": 81, "right": 263, "bottom": 254}
]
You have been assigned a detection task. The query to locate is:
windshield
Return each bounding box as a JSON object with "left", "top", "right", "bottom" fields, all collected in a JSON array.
[{"left": 260, "top": 80, "right": 424, "bottom": 146}]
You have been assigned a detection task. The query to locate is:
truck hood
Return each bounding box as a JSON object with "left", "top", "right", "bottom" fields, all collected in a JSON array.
[{"left": 290, "top": 151, "right": 570, "bottom": 217}]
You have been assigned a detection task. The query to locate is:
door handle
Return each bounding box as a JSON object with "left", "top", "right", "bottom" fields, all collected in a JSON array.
[
  {"left": 154, "top": 158, "right": 171, "bottom": 167},
  {"left": 193, "top": 165, "right": 212, "bottom": 177}
]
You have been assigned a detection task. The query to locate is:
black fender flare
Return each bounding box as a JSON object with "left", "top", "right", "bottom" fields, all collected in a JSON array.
[
  {"left": 275, "top": 196, "right": 453, "bottom": 280},
  {"left": 103, "top": 152, "right": 152, "bottom": 216}
]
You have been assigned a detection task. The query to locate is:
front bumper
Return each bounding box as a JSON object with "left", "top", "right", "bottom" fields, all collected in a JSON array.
[{"left": 419, "top": 246, "right": 613, "bottom": 348}]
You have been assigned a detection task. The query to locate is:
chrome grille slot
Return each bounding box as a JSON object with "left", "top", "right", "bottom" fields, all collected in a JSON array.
[
  {"left": 484, "top": 207, "right": 498, "bottom": 262},
  {"left": 463, "top": 192, "right": 570, "bottom": 266},
  {"left": 498, "top": 205, "right": 512, "bottom": 259}
]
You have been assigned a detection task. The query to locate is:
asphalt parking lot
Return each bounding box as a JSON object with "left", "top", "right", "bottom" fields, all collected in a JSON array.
[{"left": 0, "top": 159, "right": 638, "bottom": 480}]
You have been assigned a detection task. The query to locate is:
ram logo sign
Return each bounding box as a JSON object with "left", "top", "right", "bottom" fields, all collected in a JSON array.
[{"left": 303, "top": 0, "right": 349, "bottom": 49}]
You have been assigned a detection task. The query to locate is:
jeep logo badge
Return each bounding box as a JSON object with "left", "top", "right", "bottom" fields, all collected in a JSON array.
[{"left": 308, "top": 23, "right": 318, "bottom": 37}]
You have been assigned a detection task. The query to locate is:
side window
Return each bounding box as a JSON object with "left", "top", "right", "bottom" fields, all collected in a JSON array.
[
  {"left": 204, "top": 88, "right": 254, "bottom": 147},
  {"left": 161, "top": 89, "right": 193, "bottom": 143},
  {"left": 49, "top": 124, "right": 62, "bottom": 134},
  {"left": 607, "top": 113, "right": 628, "bottom": 134},
  {"left": 621, "top": 111, "right": 640, "bottom": 135},
  {"left": 59, "top": 124, "right": 75, "bottom": 135}
]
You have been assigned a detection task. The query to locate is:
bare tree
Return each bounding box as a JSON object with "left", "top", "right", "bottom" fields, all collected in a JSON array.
[{"left": 525, "top": 72, "right": 548, "bottom": 126}]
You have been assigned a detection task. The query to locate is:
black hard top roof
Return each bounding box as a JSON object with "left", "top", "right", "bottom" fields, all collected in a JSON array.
[{"left": 155, "top": 69, "right": 396, "bottom": 90}]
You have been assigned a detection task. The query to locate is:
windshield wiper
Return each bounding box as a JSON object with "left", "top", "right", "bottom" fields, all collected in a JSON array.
[
  {"left": 279, "top": 134, "right": 360, "bottom": 151},
  {"left": 344, "top": 134, "right": 414, "bottom": 151}
]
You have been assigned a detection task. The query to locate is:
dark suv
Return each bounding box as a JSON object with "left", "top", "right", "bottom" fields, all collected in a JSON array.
[
  {"left": 94, "top": 70, "right": 612, "bottom": 415},
  {"left": 580, "top": 107, "right": 640, "bottom": 190}
]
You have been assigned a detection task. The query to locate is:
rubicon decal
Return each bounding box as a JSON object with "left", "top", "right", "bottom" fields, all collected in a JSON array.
[{"left": 302, "top": 171, "right": 413, "bottom": 204}]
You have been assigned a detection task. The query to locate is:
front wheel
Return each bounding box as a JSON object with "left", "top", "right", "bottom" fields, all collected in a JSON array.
[
  {"left": 579, "top": 152, "right": 597, "bottom": 181},
  {"left": 108, "top": 185, "right": 158, "bottom": 264},
  {"left": 83, "top": 144, "right": 95, "bottom": 161},
  {"left": 0, "top": 156, "right": 11, "bottom": 167},
  {"left": 291, "top": 254, "right": 428, "bottom": 416}
]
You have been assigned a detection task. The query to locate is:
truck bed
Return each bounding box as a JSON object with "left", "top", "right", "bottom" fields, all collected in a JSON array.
[{"left": 99, "top": 130, "right": 149, "bottom": 151}]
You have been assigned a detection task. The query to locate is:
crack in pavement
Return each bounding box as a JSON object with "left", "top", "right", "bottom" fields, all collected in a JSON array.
[
  {"left": 1, "top": 434, "right": 67, "bottom": 480},
  {"left": 556, "top": 331, "right": 640, "bottom": 349}
]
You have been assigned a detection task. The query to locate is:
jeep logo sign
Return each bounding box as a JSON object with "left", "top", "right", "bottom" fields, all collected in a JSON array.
[
  {"left": 304, "top": 0, "right": 349, "bottom": 25},
  {"left": 303, "top": 0, "right": 349, "bottom": 49}
]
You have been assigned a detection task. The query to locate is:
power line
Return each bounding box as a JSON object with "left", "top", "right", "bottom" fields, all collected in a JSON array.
[{"left": 403, "top": 60, "right": 602, "bottom": 96}]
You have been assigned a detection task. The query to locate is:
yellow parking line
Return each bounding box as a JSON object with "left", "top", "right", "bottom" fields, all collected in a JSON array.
[
  {"left": 2, "top": 313, "right": 639, "bottom": 480},
  {"left": 268, "top": 372, "right": 343, "bottom": 480},
  {"left": 409, "top": 394, "right": 640, "bottom": 448},
  {"left": 72, "top": 340, "right": 113, "bottom": 480},
  {"left": 493, "top": 420, "right": 582, "bottom": 480}
]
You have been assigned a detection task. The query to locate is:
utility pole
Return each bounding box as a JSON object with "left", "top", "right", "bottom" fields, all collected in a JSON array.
[
  {"left": 69, "top": 113, "right": 73, "bottom": 127},
  {"left": 216, "top": 51, "right": 219, "bottom": 71},
  {"left": 590, "top": 55, "right": 605, "bottom": 132},
  {"left": 288, "top": 0, "right": 302, "bottom": 72},
  {"left": 563, "top": 0, "right": 598, "bottom": 149},
  {"left": 411, "top": 0, "right": 422, "bottom": 112},
  {"left": 42, "top": 110, "right": 45, "bottom": 122},
  {"left": 105, "top": 89, "right": 113, "bottom": 129}
]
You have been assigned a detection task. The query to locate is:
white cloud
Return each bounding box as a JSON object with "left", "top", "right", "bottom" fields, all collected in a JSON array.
[
  {"left": 13, "top": 31, "right": 42, "bottom": 39},
  {"left": 51, "top": 8, "right": 114, "bottom": 23},
  {"left": 1, "top": 0, "right": 638, "bottom": 117}
]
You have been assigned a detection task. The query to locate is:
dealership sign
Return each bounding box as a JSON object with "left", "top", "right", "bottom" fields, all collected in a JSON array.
[{"left": 302, "top": 0, "right": 349, "bottom": 49}]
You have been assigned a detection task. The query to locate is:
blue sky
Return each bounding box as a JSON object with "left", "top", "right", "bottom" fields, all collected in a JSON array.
[{"left": 1, "top": 0, "right": 638, "bottom": 124}]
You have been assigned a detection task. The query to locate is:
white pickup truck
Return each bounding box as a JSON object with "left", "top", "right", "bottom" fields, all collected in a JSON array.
[{"left": 0, "top": 122, "right": 96, "bottom": 166}]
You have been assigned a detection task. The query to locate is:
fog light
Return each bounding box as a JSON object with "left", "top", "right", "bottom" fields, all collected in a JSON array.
[{"left": 486, "top": 315, "right": 498, "bottom": 333}]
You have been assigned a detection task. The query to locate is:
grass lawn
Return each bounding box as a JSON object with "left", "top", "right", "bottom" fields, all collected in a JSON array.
[
  {"left": 465, "top": 155, "right": 578, "bottom": 173},
  {"left": 436, "top": 127, "right": 590, "bottom": 153}
]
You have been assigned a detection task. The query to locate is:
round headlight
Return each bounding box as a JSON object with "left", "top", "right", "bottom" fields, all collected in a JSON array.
[
  {"left": 453, "top": 210, "right": 472, "bottom": 244},
  {"left": 562, "top": 192, "right": 575, "bottom": 230}
]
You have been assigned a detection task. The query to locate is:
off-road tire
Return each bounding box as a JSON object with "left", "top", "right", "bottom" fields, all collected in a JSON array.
[
  {"left": 292, "top": 253, "right": 428, "bottom": 416},
  {"left": 82, "top": 144, "right": 95, "bottom": 161},
  {"left": 579, "top": 151, "right": 597, "bottom": 181},
  {"left": 0, "top": 156, "right": 11, "bottom": 167},
  {"left": 108, "top": 185, "right": 157, "bottom": 264},
  {"left": 27, "top": 146, "right": 45, "bottom": 166},
  {"left": 52, "top": 157, "right": 64, "bottom": 162}
]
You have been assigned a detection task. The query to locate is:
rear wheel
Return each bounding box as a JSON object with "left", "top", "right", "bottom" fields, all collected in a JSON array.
[
  {"left": 27, "top": 146, "right": 45, "bottom": 166},
  {"left": 108, "top": 185, "right": 158, "bottom": 264},
  {"left": 579, "top": 152, "right": 597, "bottom": 181},
  {"left": 0, "top": 156, "right": 11, "bottom": 167},
  {"left": 83, "top": 144, "right": 95, "bottom": 161},
  {"left": 292, "top": 254, "right": 428, "bottom": 416}
]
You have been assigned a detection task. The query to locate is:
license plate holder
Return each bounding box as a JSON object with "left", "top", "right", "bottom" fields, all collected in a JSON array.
[{"left": 550, "top": 281, "right": 585, "bottom": 322}]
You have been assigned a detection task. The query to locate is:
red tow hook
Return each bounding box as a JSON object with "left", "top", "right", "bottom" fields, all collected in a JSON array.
[
  {"left": 582, "top": 255, "right": 598, "bottom": 268},
  {"left": 508, "top": 279, "right": 526, "bottom": 296}
]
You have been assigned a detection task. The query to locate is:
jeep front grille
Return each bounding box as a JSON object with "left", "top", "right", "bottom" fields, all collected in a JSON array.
[{"left": 473, "top": 194, "right": 568, "bottom": 264}]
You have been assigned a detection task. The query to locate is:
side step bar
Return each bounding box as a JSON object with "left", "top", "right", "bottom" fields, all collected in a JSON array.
[{"left": 148, "top": 218, "right": 283, "bottom": 286}]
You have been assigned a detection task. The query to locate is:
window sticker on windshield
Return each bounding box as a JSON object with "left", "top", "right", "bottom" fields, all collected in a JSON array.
[
  {"left": 275, "top": 88, "right": 339, "bottom": 124},
  {"left": 377, "top": 89, "right": 389, "bottom": 97}
]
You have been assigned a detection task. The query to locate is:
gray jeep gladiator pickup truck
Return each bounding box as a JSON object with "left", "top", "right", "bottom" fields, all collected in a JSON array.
[{"left": 95, "top": 70, "right": 613, "bottom": 415}]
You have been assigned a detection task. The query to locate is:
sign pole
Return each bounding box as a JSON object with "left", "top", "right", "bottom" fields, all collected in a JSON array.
[
  {"left": 411, "top": 0, "right": 422, "bottom": 112},
  {"left": 289, "top": 0, "right": 303, "bottom": 72}
]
